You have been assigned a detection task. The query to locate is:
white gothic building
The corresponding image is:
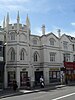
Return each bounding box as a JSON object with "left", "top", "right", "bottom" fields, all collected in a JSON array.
[{"left": 1, "top": 12, "right": 75, "bottom": 88}]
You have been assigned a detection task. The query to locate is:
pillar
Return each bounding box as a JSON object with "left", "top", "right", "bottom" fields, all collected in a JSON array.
[
  {"left": 4, "top": 64, "right": 7, "bottom": 88},
  {"left": 16, "top": 67, "right": 20, "bottom": 88}
]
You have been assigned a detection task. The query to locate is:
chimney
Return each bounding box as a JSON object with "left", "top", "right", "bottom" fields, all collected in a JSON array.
[
  {"left": 57, "top": 29, "right": 61, "bottom": 38},
  {"left": 42, "top": 24, "right": 45, "bottom": 35}
]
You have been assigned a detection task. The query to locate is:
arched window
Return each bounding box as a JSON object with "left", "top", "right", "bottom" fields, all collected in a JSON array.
[
  {"left": 34, "top": 53, "right": 37, "bottom": 62},
  {"left": 50, "top": 38, "right": 55, "bottom": 46},
  {"left": 10, "top": 49, "right": 15, "bottom": 61},
  {"left": 32, "top": 37, "right": 38, "bottom": 45},
  {"left": 33, "top": 39, "right": 37, "bottom": 45},
  {"left": 33, "top": 51, "right": 39, "bottom": 62},
  {"left": 20, "top": 49, "right": 25, "bottom": 60}
]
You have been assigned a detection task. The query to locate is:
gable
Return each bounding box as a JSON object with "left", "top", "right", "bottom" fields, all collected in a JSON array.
[{"left": 60, "top": 34, "right": 71, "bottom": 43}]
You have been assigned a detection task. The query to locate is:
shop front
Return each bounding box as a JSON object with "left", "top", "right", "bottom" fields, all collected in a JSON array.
[
  {"left": 49, "top": 67, "right": 60, "bottom": 83},
  {"left": 64, "top": 62, "right": 75, "bottom": 81},
  {"left": 20, "top": 71, "right": 30, "bottom": 87},
  {"left": 7, "top": 71, "right": 16, "bottom": 87}
]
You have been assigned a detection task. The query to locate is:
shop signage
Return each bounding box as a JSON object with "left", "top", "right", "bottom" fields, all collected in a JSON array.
[
  {"left": 49, "top": 67, "right": 59, "bottom": 71},
  {"left": 64, "top": 62, "right": 75, "bottom": 69}
]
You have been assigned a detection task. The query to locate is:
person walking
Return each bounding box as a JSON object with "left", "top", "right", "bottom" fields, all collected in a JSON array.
[
  {"left": 60, "top": 71, "right": 64, "bottom": 85},
  {"left": 40, "top": 76, "right": 44, "bottom": 88},
  {"left": 12, "top": 80, "right": 18, "bottom": 91}
]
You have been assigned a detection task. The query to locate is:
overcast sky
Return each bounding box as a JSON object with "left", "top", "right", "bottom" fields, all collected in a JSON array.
[{"left": 0, "top": 0, "right": 75, "bottom": 36}]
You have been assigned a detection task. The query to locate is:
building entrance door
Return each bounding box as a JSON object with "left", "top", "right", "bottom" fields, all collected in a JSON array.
[
  {"left": 35, "top": 71, "right": 43, "bottom": 86},
  {"left": 20, "top": 71, "right": 28, "bottom": 87}
]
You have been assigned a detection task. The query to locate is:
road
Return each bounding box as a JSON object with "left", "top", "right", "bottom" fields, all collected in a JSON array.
[{"left": 1, "top": 86, "right": 75, "bottom": 100}]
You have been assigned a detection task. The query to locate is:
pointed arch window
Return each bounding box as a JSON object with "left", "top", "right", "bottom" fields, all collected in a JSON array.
[
  {"left": 34, "top": 52, "right": 38, "bottom": 62},
  {"left": 20, "top": 49, "right": 25, "bottom": 60},
  {"left": 10, "top": 49, "right": 15, "bottom": 61}
]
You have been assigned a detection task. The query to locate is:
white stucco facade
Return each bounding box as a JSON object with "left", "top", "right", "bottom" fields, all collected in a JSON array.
[{"left": 0, "top": 13, "right": 75, "bottom": 88}]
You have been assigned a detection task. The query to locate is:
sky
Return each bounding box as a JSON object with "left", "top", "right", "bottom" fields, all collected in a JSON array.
[{"left": 0, "top": 0, "right": 75, "bottom": 36}]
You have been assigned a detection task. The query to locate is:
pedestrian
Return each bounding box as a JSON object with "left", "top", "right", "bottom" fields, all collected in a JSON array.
[
  {"left": 40, "top": 76, "right": 44, "bottom": 88},
  {"left": 13, "top": 80, "right": 18, "bottom": 91},
  {"left": 60, "top": 71, "right": 64, "bottom": 85}
]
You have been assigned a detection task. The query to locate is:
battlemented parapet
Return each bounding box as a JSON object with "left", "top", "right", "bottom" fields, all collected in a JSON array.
[
  {"left": 5, "top": 23, "right": 28, "bottom": 32},
  {"left": 3, "top": 12, "right": 31, "bottom": 33}
]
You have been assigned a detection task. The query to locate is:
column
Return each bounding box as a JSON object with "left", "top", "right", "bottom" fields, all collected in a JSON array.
[
  {"left": 43, "top": 67, "right": 49, "bottom": 85},
  {"left": 4, "top": 66, "right": 7, "bottom": 88},
  {"left": 16, "top": 67, "right": 20, "bottom": 88}
]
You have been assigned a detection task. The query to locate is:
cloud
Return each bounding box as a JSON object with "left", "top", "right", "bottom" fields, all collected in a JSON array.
[
  {"left": 0, "top": 0, "right": 31, "bottom": 13},
  {"left": 32, "top": 27, "right": 42, "bottom": 36},
  {"left": 0, "top": 0, "right": 65, "bottom": 15},
  {"left": 5, "top": 5, "right": 28, "bottom": 12},
  {"left": 32, "top": 26, "right": 53, "bottom": 36},
  {"left": 32, "top": 26, "right": 75, "bottom": 37},
  {"left": 71, "top": 22, "right": 75, "bottom": 26},
  {"left": 0, "top": 0, "right": 30, "bottom": 5},
  {"left": 0, "top": 18, "right": 17, "bottom": 28},
  {"left": 0, "top": 20, "right": 3, "bottom": 27}
]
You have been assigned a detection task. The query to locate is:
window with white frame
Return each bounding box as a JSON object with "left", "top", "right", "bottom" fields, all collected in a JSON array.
[
  {"left": 63, "top": 41, "right": 68, "bottom": 50},
  {"left": 72, "top": 44, "right": 75, "bottom": 51},
  {"left": 33, "top": 39, "right": 37, "bottom": 45},
  {"left": 10, "top": 49, "right": 15, "bottom": 61},
  {"left": 63, "top": 53, "right": 70, "bottom": 62},
  {"left": 50, "top": 38, "right": 55, "bottom": 46},
  {"left": 20, "top": 49, "right": 25, "bottom": 60},
  {"left": 34, "top": 52, "right": 38, "bottom": 62},
  {"left": 50, "top": 52, "right": 56, "bottom": 62}
]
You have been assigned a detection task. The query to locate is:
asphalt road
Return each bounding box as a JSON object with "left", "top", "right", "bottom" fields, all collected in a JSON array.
[{"left": 1, "top": 86, "right": 75, "bottom": 100}]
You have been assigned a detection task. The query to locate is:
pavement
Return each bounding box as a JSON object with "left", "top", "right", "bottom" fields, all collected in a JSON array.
[{"left": 0, "top": 82, "right": 75, "bottom": 99}]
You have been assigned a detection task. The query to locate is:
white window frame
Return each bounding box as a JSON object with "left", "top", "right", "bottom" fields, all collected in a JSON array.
[
  {"left": 73, "top": 44, "right": 75, "bottom": 51},
  {"left": 50, "top": 52, "right": 56, "bottom": 62},
  {"left": 50, "top": 38, "right": 55, "bottom": 46},
  {"left": 20, "top": 50, "right": 25, "bottom": 60},
  {"left": 63, "top": 53, "right": 70, "bottom": 62},
  {"left": 10, "top": 49, "right": 15, "bottom": 61},
  {"left": 63, "top": 41, "right": 68, "bottom": 50},
  {"left": 34, "top": 53, "right": 38, "bottom": 62},
  {"left": 33, "top": 39, "right": 37, "bottom": 45}
]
